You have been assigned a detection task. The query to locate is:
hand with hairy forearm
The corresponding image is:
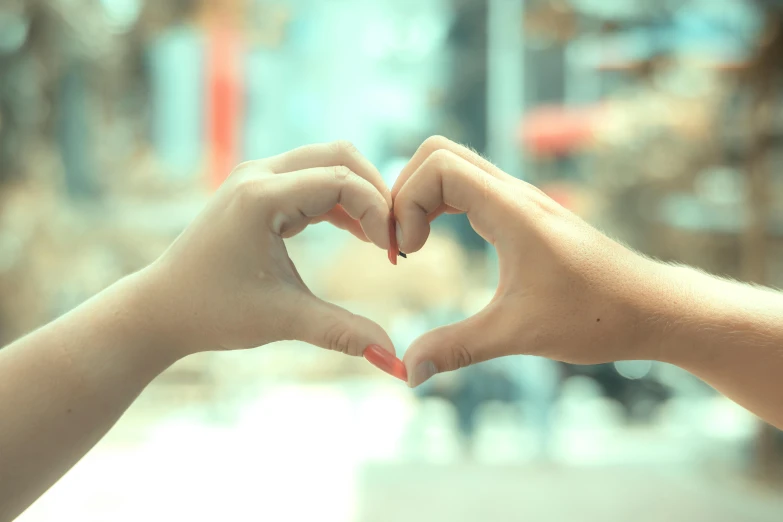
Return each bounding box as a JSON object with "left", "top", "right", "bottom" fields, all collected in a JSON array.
[
  {"left": 0, "top": 142, "right": 400, "bottom": 521},
  {"left": 651, "top": 265, "right": 783, "bottom": 428},
  {"left": 393, "top": 136, "right": 783, "bottom": 429}
]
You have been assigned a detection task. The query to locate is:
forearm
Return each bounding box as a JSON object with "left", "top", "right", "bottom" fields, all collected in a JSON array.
[
  {"left": 645, "top": 264, "right": 783, "bottom": 429},
  {"left": 0, "top": 268, "right": 179, "bottom": 521}
]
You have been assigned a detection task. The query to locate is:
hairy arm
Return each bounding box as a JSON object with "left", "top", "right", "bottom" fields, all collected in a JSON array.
[{"left": 649, "top": 264, "right": 783, "bottom": 428}]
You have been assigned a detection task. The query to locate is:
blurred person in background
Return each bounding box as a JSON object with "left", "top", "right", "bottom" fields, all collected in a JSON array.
[{"left": 4, "top": 137, "right": 783, "bottom": 520}]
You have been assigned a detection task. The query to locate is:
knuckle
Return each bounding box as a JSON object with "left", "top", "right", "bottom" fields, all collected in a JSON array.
[
  {"left": 231, "top": 177, "right": 275, "bottom": 215},
  {"left": 331, "top": 139, "right": 359, "bottom": 157},
  {"left": 513, "top": 183, "right": 557, "bottom": 220},
  {"left": 331, "top": 165, "right": 354, "bottom": 182},
  {"left": 229, "top": 161, "right": 252, "bottom": 176},
  {"left": 444, "top": 342, "right": 473, "bottom": 371},
  {"left": 421, "top": 135, "right": 452, "bottom": 154},
  {"left": 323, "top": 318, "right": 357, "bottom": 355},
  {"left": 229, "top": 160, "right": 263, "bottom": 179},
  {"left": 234, "top": 178, "right": 263, "bottom": 202},
  {"left": 427, "top": 148, "right": 456, "bottom": 171}
]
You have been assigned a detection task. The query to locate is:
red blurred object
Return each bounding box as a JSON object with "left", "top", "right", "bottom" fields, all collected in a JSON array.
[
  {"left": 520, "top": 105, "right": 606, "bottom": 158},
  {"left": 206, "top": 28, "right": 244, "bottom": 189},
  {"left": 364, "top": 345, "right": 408, "bottom": 382}
]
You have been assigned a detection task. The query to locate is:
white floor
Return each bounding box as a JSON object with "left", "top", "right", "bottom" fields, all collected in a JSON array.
[{"left": 16, "top": 378, "right": 783, "bottom": 522}]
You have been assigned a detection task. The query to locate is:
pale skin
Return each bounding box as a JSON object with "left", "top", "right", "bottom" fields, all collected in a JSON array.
[
  {"left": 1, "top": 137, "right": 783, "bottom": 520},
  {"left": 0, "top": 142, "right": 398, "bottom": 521}
]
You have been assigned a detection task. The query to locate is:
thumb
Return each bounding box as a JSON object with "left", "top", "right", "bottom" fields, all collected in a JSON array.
[
  {"left": 291, "top": 295, "right": 403, "bottom": 375},
  {"left": 403, "top": 304, "right": 510, "bottom": 387}
]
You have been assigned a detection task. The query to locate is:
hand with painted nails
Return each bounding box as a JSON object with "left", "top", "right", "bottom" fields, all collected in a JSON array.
[
  {"left": 0, "top": 141, "right": 405, "bottom": 520},
  {"left": 146, "top": 141, "right": 401, "bottom": 361}
]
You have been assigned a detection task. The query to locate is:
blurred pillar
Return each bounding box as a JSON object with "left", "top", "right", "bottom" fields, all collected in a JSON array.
[
  {"left": 440, "top": 0, "right": 489, "bottom": 252},
  {"left": 565, "top": 30, "right": 601, "bottom": 106},
  {"left": 486, "top": 0, "right": 525, "bottom": 282},
  {"left": 147, "top": 26, "right": 204, "bottom": 181},
  {"left": 487, "top": 0, "right": 525, "bottom": 179},
  {"left": 58, "top": 60, "right": 97, "bottom": 199}
]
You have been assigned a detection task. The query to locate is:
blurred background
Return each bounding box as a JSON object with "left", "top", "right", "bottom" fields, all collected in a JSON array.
[{"left": 2, "top": 0, "right": 783, "bottom": 520}]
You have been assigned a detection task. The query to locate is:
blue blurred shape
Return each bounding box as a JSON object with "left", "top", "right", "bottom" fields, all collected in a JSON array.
[
  {"left": 58, "top": 61, "right": 97, "bottom": 199},
  {"left": 147, "top": 26, "right": 204, "bottom": 180}
]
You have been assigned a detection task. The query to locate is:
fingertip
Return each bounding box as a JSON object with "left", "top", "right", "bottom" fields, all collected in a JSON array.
[
  {"left": 391, "top": 201, "right": 432, "bottom": 255},
  {"left": 364, "top": 344, "right": 407, "bottom": 381},
  {"left": 359, "top": 208, "right": 391, "bottom": 251},
  {"left": 407, "top": 360, "right": 438, "bottom": 387}
]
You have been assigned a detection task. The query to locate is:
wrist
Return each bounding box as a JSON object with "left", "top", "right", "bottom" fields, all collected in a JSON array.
[
  {"left": 113, "top": 265, "right": 200, "bottom": 363},
  {"left": 599, "top": 256, "right": 677, "bottom": 363},
  {"left": 633, "top": 263, "right": 783, "bottom": 370},
  {"left": 623, "top": 262, "right": 714, "bottom": 367},
  {"left": 633, "top": 263, "right": 703, "bottom": 366}
]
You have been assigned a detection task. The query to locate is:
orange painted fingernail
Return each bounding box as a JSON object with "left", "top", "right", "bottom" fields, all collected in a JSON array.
[{"left": 364, "top": 345, "right": 407, "bottom": 382}]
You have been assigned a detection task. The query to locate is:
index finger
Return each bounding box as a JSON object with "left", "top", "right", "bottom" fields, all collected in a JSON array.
[
  {"left": 391, "top": 135, "right": 513, "bottom": 198},
  {"left": 262, "top": 140, "right": 392, "bottom": 208},
  {"left": 394, "top": 149, "right": 506, "bottom": 254},
  {"left": 265, "top": 166, "right": 390, "bottom": 248}
]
